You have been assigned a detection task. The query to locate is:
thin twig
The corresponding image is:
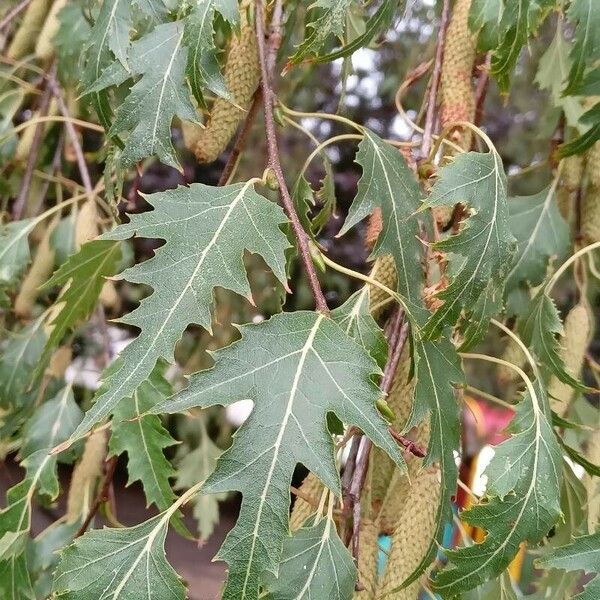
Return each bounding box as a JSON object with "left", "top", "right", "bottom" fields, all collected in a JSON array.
[
  {"left": 12, "top": 61, "right": 57, "bottom": 220},
  {"left": 255, "top": 0, "right": 329, "bottom": 313},
  {"left": 217, "top": 89, "right": 262, "bottom": 186},
  {"left": 0, "top": 0, "right": 32, "bottom": 31},
  {"left": 421, "top": 0, "right": 450, "bottom": 157},
  {"left": 47, "top": 75, "right": 94, "bottom": 200},
  {"left": 75, "top": 455, "right": 118, "bottom": 537},
  {"left": 474, "top": 53, "right": 491, "bottom": 127}
]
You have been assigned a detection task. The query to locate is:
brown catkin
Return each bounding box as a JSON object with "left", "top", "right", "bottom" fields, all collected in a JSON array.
[
  {"left": 46, "top": 345, "right": 72, "bottom": 380},
  {"left": 496, "top": 337, "right": 527, "bottom": 387},
  {"left": 194, "top": 18, "right": 260, "bottom": 163},
  {"left": 376, "top": 467, "right": 441, "bottom": 599},
  {"left": 35, "top": 0, "right": 67, "bottom": 60},
  {"left": 585, "top": 424, "right": 600, "bottom": 531},
  {"left": 440, "top": 0, "right": 476, "bottom": 146},
  {"left": 354, "top": 518, "right": 379, "bottom": 599},
  {"left": 290, "top": 472, "right": 323, "bottom": 531},
  {"left": 15, "top": 98, "right": 59, "bottom": 162},
  {"left": 7, "top": 0, "right": 49, "bottom": 60},
  {"left": 14, "top": 215, "right": 58, "bottom": 317},
  {"left": 75, "top": 200, "right": 99, "bottom": 247},
  {"left": 547, "top": 303, "right": 591, "bottom": 417},
  {"left": 66, "top": 430, "right": 107, "bottom": 523}
]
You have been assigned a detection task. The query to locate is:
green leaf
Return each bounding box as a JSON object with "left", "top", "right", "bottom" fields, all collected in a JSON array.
[
  {"left": 561, "top": 442, "right": 600, "bottom": 477},
  {"left": 0, "top": 317, "right": 46, "bottom": 408},
  {"left": 396, "top": 336, "right": 465, "bottom": 589},
  {"left": 469, "top": 0, "right": 503, "bottom": 51},
  {"left": 82, "top": 0, "right": 132, "bottom": 132},
  {"left": 184, "top": 0, "right": 238, "bottom": 105},
  {"left": 491, "top": 0, "right": 550, "bottom": 92},
  {"left": 433, "top": 379, "right": 562, "bottom": 595},
  {"left": 331, "top": 288, "right": 388, "bottom": 369},
  {"left": 535, "top": 22, "right": 585, "bottom": 129},
  {"left": 109, "top": 368, "right": 178, "bottom": 512},
  {"left": 0, "top": 218, "right": 36, "bottom": 299},
  {"left": 108, "top": 21, "right": 198, "bottom": 169},
  {"left": 174, "top": 437, "right": 224, "bottom": 541},
  {"left": 151, "top": 311, "right": 405, "bottom": 600},
  {"left": 505, "top": 181, "right": 570, "bottom": 293},
  {"left": 520, "top": 291, "right": 589, "bottom": 392},
  {"left": 423, "top": 151, "right": 515, "bottom": 343},
  {"left": 308, "top": 0, "right": 399, "bottom": 64},
  {"left": 262, "top": 517, "right": 357, "bottom": 599},
  {"left": 290, "top": 0, "right": 355, "bottom": 64},
  {"left": 0, "top": 551, "right": 34, "bottom": 600},
  {"left": 38, "top": 240, "right": 122, "bottom": 377},
  {"left": 21, "top": 386, "right": 82, "bottom": 460},
  {"left": 537, "top": 531, "right": 600, "bottom": 600},
  {"left": 53, "top": 506, "right": 187, "bottom": 600},
  {"left": 55, "top": 4, "right": 92, "bottom": 86},
  {"left": 564, "top": 0, "right": 600, "bottom": 95},
  {"left": 559, "top": 102, "right": 600, "bottom": 158},
  {"left": 339, "top": 130, "right": 426, "bottom": 322},
  {"left": 69, "top": 181, "right": 289, "bottom": 442}
]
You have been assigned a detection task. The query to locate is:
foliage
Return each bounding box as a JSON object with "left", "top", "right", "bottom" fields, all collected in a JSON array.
[{"left": 0, "top": 0, "right": 599, "bottom": 599}]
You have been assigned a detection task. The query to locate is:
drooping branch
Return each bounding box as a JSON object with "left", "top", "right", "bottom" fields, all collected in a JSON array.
[
  {"left": 12, "top": 61, "right": 56, "bottom": 220},
  {"left": 254, "top": 0, "right": 329, "bottom": 313},
  {"left": 421, "top": 0, "right": 450, "bottom": 157}
]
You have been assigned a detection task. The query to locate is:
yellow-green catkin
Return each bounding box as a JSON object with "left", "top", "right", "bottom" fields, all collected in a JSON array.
[
  {"left": 193, "top": 17, "right": 260, "bottom": 163},
  {"left": 547, "top": 303, "right": 591, "bottom": 417},
  {"left": 7, "top": 0, "right": 49, "bottom": 60},
  {"left": 14, "top": 215, "right": 58, "bottom": 317},
  {"left": 290, "top": 472, "right": 323, "bottom": 531},
  {"left": 440, "top": 0, "right": 476, "bottom": 146},
  {"left": 368, "top": 256, "right": 397, "bottom": 319},
  {"left": 35, "top": 0, "right": 67, "bottom": 60},
  {"left": 66, "top": 430, "right": 106, "bottom": 523},
  {"left": 557, "top": 155, "right": 585, "bottom": 222},
  {"left": 376, "top": 467, "right": 441, "bottom": 600},
  {"left": 354, "top": 518, "right": 379, "bottom": 599},
  {"left": 582, "top": 142, "right": 600, "bottom": 244}
]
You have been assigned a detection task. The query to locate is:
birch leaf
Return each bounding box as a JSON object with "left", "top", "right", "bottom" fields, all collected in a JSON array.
[
  {"left": 68, "top": 181, "right": 289, "bottom": 444},
  {"left": 150, "top": 311, "right": 404, "bottom": 600}
]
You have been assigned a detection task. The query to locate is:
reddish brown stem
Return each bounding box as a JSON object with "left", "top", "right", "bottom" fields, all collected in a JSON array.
[
  {"left": 12, "top": 61, "right": 56, "bottom": 220},
  {"left": 255, "top": 0, "right": 329, "bottom": 313},
  {"left": 421, "top": 0, "right": 450, "bottom": 157},
  {"left": 75, "top": 455, "right": 118, "bottom": 537},
  {"left": 217, "top": 89, "right": 262, "bottom": 186},
  {"left": 0, "top": 0, "right": 32, "bottom": 31},
  {"left": 474, "top": 53, "right": 491, "bottom": 128}
]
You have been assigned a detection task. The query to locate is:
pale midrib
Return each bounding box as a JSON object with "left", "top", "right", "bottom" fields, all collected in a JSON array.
[
  {"left": 240, "top": 315, "right": 324, "bottom": 598},
  {"left": 294, "top": 518, "right": 332, "bottom": 599},
  {"left": 76, "top": 182, "right": 254, "bottom": 437},
  {"left": 151, "top": 30, "right": 184, "bottom": 151}
]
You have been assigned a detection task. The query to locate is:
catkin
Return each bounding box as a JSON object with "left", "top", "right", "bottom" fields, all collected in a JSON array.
[
  {"left": 547, "top": 303, "right": 591, "bottom": 417},
  {"left": 15, "top": 99, "right": 59, "bottom": 162},
  {"left": 290, "top": 472, "right": 323, "bottom": 531},
  {"left": 46, "top": 345, "right": 72, "bottom": 380},
  {"left": 7, "top": 0, "right": 49, "bottom": 60},
  {"left": 66, "top": 430, "right": 107, "bottom": 523},
  {"left": 75, "top": 200, "right": 99, "bottom": 247},
  {"left": 35, "top": 0, "right": 67, "bottom": 60},
  {"left": 369, "top": 256, "right": 397, "bottom": 319},
  {"left": 557, "top": 155, "right": 585, "bottom": 222},
  {"left": 496, "top": 337, "right": 527, "bottom": 387},
  {"left": 582, "top": 143, "right": 600, "bottom": 244},
  {"left": 193, "top": 17, "right": 260, "bottom": 163},
  {"left": 376, "top": 467, "right": 441, "bottom": 599},
  {"left": 14, "top": 215, "right": 58, "bottom": 317},
  {"left": 440, "top": 0, "right": 476, "bottom": 147},
  {"left": 354, "top": 519, "right": 379, "bottom": 599}
]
